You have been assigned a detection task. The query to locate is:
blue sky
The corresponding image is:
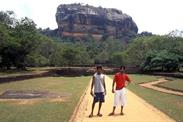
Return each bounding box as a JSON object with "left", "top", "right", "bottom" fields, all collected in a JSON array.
[{"left": 0, "top": 0, "right": 183, "bottom": 35}]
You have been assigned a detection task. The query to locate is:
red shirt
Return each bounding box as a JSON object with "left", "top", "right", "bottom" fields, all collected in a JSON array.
[{"left": 114, "top": 73, "right": 131, "bottom": 90}]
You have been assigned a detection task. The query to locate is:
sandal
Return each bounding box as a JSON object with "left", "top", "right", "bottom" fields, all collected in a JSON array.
[
  {"left": 97, "top": 113, "right": 103, "bottom": 117},
  {"left": 108, "top": 112, "right": 114, "bottom": 116},
  {"left": 120, "top": 112, "right": 124, "bottom": 115},
  {"left": 89, "top": 114, "right": 93, "bottom": 118}
]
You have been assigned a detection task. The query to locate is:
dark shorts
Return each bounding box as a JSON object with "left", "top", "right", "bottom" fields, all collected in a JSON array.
[{"left": 94, "top": 92, "right": 105, "bottom": 103}]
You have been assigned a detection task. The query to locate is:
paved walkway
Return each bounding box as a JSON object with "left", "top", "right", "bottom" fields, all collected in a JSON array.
[{"left": 72, "top": 76, "right": 175, "bottom": 122}]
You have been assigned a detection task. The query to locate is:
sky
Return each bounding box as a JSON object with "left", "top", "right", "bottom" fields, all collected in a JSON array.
[{"left": 0, "top": 0, "right": 183, "bottom": 35}]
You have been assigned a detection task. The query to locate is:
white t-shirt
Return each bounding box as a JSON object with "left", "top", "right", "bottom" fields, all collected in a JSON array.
[{"left": 93, "top": 73, "right": 105, "bottom": 93}]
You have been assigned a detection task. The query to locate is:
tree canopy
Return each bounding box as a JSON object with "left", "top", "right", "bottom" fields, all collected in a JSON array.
[
  {"left": 123, "top": 36, "right": 183, "bottom": 71},
  {"left": 0, "top": 10, "right": 183, "bottom": 72}
]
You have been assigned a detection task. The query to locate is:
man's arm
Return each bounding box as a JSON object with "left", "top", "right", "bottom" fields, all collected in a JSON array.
[
  {"left": 112, "top": 79, "right": 115, "bottom": 93},
  {"left": 125, "top": 74, "right": 131, "bottom": 87},
  {"left": 126, "top": 74, "right": 131, "bottom": 83},
  {"left": 90, "top": 76, "right": 95, "bottom": 96},
  {"left": 103, "top": 76, "right": 106, "bottom": 95}
]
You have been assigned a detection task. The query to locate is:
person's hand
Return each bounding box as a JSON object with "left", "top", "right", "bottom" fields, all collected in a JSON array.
[
  {"left": 104, "top": 90, "right": 107, "bottom": 95},
  {"left": 124, "top": 81, "right": 128, "bottom": 87},
  {"left": 112, "top": 89, "right": 115, "bottom": 93},
  {"left": 90, "top": 91, "right": 94, "bottom": 96}
]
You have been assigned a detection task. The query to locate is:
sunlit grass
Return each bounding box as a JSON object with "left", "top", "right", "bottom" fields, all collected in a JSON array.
[
  {"left": 0, "top": 76, "right": 91, "bottom": 122},
  {"left": 158, "top": 78, "right": 183, "bottom": 91}
]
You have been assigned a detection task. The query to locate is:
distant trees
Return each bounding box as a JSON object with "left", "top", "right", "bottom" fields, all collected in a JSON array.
[
  {"left": 123, "top": 36, "right": 183, "bottom": 72},
  {"left": 0, "top": 11, "right": 43, "bottom": 69},
  {"left": 1, "top": 10, "right": 183, "bottom": 72},
  {"left": 168, "top": 29, "right": 183, "bottom": 37},
  {"left": 0, "top": 11, "right": 16, "bottom": 26},
  {"left": 141, "top": 50, "right": 181, "bottom": 71},
  {"left": 109, "top": 52, "right": 124, "bottom": 66},
  {"left": 138, "top": 31, "right": 153, "bottom": 37}
]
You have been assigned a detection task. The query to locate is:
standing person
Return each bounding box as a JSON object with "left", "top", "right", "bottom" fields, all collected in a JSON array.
[
  {"left": 109, "top": 66, "right": 131, "bottom": 116},
  {"left": 89, "top": 65, "right": 106, "bottom": 118}
]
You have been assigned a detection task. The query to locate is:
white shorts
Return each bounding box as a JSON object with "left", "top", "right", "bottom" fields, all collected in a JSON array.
[{"left": 114, "top": 88, "right": 126, "bottom": 107}]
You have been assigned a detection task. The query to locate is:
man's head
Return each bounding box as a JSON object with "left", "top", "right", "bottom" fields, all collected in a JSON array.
[
  {"left": 119, "top": 65, "right": 126, "bottom": 73},
  {"left": 96, "top": 65, "right": 102, "bottom": 74}
]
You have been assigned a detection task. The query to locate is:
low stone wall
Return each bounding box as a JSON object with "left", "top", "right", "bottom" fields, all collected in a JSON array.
[
  {"left": 0, "top": 66, "right": 141, "bottom": 83},
  {"left": 0, "top": 70, "right": 55, "bottom": 83},
  {"left": 54, "top": 66, "right": 140, "bottom": 76},
  {"left": 54, "top": 67, "right": 116, "bottom": 76},
  {"left": 125, "top": 66, "right": 140, "bottom": 74}
]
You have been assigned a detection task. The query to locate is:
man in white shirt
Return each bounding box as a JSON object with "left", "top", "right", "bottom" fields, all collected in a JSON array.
[{"left": 89, "top": 65, "right": 106, "bottom": 118}]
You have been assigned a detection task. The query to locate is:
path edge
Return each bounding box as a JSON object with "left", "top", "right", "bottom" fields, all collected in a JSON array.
[
  {"left": 69, "top": 79, "right": 91, "bottom": 122},
  {"left": 139, "top": 78, "right": 183, "bottom": 96}
]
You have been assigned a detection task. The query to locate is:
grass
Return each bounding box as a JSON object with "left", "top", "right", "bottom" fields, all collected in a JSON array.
[
  {"left": 0, "top": 76, "right": 91, "bottom": 122},
  {"left": 109, "top": 74, "right": 183, "bottom": 122},
  {"left": 158, "top": 78, "right": 183, "bottom": 91}
]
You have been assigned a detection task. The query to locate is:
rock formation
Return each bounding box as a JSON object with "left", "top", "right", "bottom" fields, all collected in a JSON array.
[{"left": 56, "top": 4, "right": 138, "bottom": 40}]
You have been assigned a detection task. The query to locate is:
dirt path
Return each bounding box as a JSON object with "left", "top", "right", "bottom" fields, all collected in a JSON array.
[
  {"left": 71, "top": 76, "right": 175, "bottom": 122},
  {"left": 140, "top": 78, "right": 183, "bottom": 96}
]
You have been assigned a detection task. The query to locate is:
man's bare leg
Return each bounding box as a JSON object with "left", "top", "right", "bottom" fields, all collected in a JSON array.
[
  {"left": 120, "top": 106, "right": 124, "bottom": 115},
  {"left": 97, "top": 102, "right": 103, "bottom": 117},
  {"left": 109, "top": 106, "right": 116, "bottom": 116},
  {"left": 89, "top": 101, "right": 96, "bottom": 117}
]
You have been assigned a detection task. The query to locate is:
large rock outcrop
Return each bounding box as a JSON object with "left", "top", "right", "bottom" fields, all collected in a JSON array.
[{"left": 56, "top": 4, "right": 138, "bottom": 40}]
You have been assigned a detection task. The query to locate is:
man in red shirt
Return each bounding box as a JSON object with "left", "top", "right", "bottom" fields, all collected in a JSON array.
[{"left": 109, "top": 66, "right": 131, "bottom": 116}]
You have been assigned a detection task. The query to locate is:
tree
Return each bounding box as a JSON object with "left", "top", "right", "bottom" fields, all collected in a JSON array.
[
  {"left": 11, "top": 17, "right": 39, "bottom": 69},
  {"left": 109, "top": 52, "right": 124, "bottom": 66},
  {"left": 0, "top": 13, "right": 41, "bottom": 69},
  {"left": 141, "top": 50, "right": 180, "bottom": 72},
  {"left": 0, "top": 11, "right": 16, "bottom": 26},
  {"left": 61, "top": 45, "right": 92, "bottom": 66},
  {"left": 0, "top": 21, "right": 16, "bottom": 69},
  {"left": 123, "top": 35, "right": 183, "bottom": 72}
]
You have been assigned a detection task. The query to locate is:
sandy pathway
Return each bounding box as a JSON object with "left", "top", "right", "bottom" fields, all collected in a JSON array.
[
  {"left": 71, "top": 76, "right": 175, "bottom": 122},
  {"left": 140, "top": 78, "right": 183, "bottom": 96}
]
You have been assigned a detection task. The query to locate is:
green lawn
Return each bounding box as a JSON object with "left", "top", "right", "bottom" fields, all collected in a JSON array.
[
  {"left": 158, "top": 78, "right": 183, "bottom": 91},
  {"left": 0, "top": 76, "right": 91, "bottom": 122},
  {"left": 109, "top": 74, "right": 183, "bottom": 122}
]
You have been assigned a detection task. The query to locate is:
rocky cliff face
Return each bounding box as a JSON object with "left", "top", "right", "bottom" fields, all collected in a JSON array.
[{"left": 56, "top": 4, "right": 138, "bottom": 40}]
